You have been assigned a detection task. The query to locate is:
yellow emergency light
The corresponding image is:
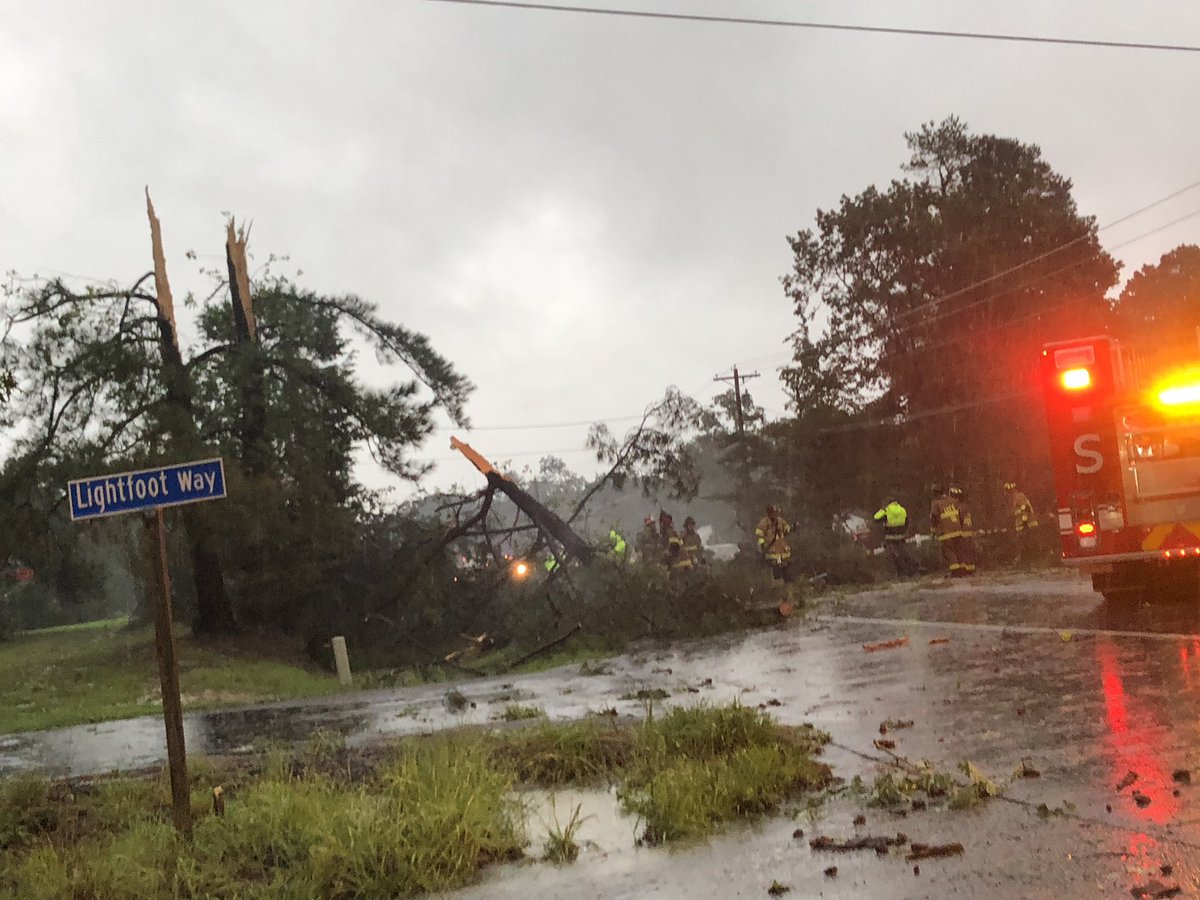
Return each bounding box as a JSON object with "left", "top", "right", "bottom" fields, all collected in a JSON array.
[
  {"left": 511, "top": 560, "right": 530, "bottom": 579},
  {"left": 1159, "top": 384, "right": 1200, "bottom": 407},
  {"left": 1060, "top": 367, "right": 1092, "bottom": 391},
  {"left": 1151, "top": 367, "right": 1200, "bottom": 414}
]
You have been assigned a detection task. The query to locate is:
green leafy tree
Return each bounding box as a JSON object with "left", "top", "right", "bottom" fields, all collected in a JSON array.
[
  {"left": 1113, "top": 244, "right": 1200, "bottom": 357},
  {"left": 1, "top": 265, "right": 471, "bottom": 637},
  {"left": 782, "top": 116, "right": 1119, "bottom": 514},
  {"left": 698, "top": 388, "right": 765, "bottom": 437}
]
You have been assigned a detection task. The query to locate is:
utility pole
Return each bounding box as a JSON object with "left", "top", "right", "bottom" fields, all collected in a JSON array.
[{"left": 713, "top": 366, "right": 760, "bottom": 435}]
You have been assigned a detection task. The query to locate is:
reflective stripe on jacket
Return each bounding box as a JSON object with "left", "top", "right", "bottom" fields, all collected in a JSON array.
[
  {"left": 755, "top": 515, "right": 792, "bottom": 562},
  {"left": 874, "top": 502, "right": 908, "bottom": 541},
  {"left": 1011, "top": 492, "right": 1039, "bottom": 530},
  {"left": 930, "top": 496, "right": 962, "bottom": 540}
]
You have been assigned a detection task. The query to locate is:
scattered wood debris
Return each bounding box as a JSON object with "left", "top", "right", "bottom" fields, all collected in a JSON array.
[
  {"left": 1171, "top": 769, "right": 1191, "bottom": 785},
  {"left": 906, "top": 842, "right": 964, "bottom": 861},
  {"left": 879, "top": 719, "right": 914, "bottom": 734},
  {"left": 1133, "top": 790, "right": 1152, "bottom": 808},
  {"left": 1016, "top": 759, "right": 1041, "bottom": 779},
  {"left": 792, "top": 828, "right": 804, "bottom": 840},
  {"left": 823, "top": 866, "right": 838, "bottom": 878},
  {"left": 1116, "top": 771, "right": 1139, "bottom": 791},
  {"left": 852, "top": 814, "right": 866, "bottom": 826},
  {"left": 874, "top": 739, "right": 897, "bottom": 751},
  {"left": 767, "top": 880, "right": 791, "bottom": 896},
  {"left": 863, "top": 637, "right": 909, "bottom": 652},
  {"left": 928, "top": 638, "right": 950, "bottom": 646},
  {"left": 1131, "top": 881, "right": 1182, "bottom": 899},
  {"left": 810, "top": 834, "right": 908, "bottom": 856}
]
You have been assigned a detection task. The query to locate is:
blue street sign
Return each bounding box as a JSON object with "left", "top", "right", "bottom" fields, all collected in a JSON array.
[{"left": 68, "top": 458, "right": 226, "bottom": 521}]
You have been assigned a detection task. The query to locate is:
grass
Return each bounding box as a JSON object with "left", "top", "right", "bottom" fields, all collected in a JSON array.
[
  {"left": 0, "top": 737, "right": 524, "bottom": 899},
  {"left": 0, "top": 620, "right": 342, "bottom": 734},
  {"left": 496, "top": 704, "right": 546, "bottom": 722},
  {"left": 0, "top": 703, "right": 834, "bottom": 897},
  {"left": 619, "top": 705, "right": 832, "bottom": 845},
  {"left": 487, "top": 719, "right": 636, "bottom": 786},
  {"left": 542, "top": 800, "right": 589, "bottom": 863}
]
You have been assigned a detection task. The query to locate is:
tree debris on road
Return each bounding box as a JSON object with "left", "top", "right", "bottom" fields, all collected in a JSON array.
[
  {"left": 1015, "top": 759, "right": 1041, "bottom": 779},
  {"left": 863, "top": 637, "right": 909, "bottom": 652},
  {"left": 906, "top": 842, "right": 964, "bottom": 861},
  {"left": 1131, "top": 880, "right": 1182, "bottom": 899},
  {"left": 1116, "top": 771, "right": 1139, "bottom": 791},
  {"left": 810, "top": 833, "right": 909, "bottom": 856}
]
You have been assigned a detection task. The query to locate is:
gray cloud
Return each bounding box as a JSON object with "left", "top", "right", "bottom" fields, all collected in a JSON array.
[{"left": 2, "top": 0, "right": 1199, "bottom": 491}]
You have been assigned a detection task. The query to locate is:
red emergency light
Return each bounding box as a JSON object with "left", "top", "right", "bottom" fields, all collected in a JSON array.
[{"left": 1060, "top": 368, "right": 1092, "bottom": 391}]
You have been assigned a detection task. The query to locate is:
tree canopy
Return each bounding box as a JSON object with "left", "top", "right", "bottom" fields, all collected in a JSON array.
[
  {"left": 781, "top": 116, "right": 1120, "bottom": 508},
  {"left": 1113, "top": 244, "right": 1200, "bottom": 357},
  {"left": 1, "top": 253, "right": 472, "bottom": 636}
]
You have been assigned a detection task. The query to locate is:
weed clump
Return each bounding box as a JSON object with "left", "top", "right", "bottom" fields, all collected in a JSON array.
[
  {"left": 542, "top": 800, "right": 589, "bottom": 864},
  {"left": 618, "top": 704, "right": 832, "bottom": 845},
  {"left": 487, "top": 720, "right": 634, "bottom": 786},
  {"left": 497, "top": 704, "right": 545, "bottom": 722}
]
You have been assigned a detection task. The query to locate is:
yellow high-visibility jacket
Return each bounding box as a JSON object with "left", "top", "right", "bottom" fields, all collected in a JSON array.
[{"left": 874, "top": 502, "right": 908, "bottom": 541}]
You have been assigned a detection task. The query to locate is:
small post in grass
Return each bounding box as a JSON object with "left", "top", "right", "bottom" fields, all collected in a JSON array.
[
  {"left": 331, "top": 635, "right": 353, "bottom": 686},
  {"left": 69, "top": 458, "right": 228, "bottom": 836}
]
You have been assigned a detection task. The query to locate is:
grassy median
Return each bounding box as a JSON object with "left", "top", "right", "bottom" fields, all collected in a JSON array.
[
  {"left": 0, "top": 619, "right": 342, "bottom": 734},
  {"left": 0, "top": 704, "right": 833, "bottom": 899}
]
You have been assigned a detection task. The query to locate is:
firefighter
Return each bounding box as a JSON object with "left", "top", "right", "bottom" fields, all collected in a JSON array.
[
  {"left": 635, "top": 515, "right": 658, "bottom": 563},
  {"left": 659, "top": 511, "right": 690, "bottom": 573},
  {"left": 1004, "top": 481, "right": 1040, "bottom": 564},
  {"left": 873, "top": 493, "right": 916, "bottom": 576},
  {"left": 755, "top": 504, "right": 793, "bottom": 581},
  {"left": 930, "top": 484, "right": 965, "bottom": 577},
  {"left": 951, "top": 485, "right": 977, "bottom": 576},
  {"left": 681, "top": 516, "right": 705, "bottom": 567}
]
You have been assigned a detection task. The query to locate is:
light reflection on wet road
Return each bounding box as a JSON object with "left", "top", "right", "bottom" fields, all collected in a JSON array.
[{"left": 8, "top": 569, "right": 1200, "bottom": 897}]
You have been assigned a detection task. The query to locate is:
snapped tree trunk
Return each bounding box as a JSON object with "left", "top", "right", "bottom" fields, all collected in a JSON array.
[{"left": 147, "top": 191, "right": 238, "bottom": 636}]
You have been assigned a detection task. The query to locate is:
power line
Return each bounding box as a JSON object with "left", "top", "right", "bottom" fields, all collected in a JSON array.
[
  {"left": 888, "top": 200, "right": 1200, "bottom": 338},
  {"left": 890, "top": 175, "right": 1200, "bottom": 325},
  {"left": 426, "top": 0, "right": 1200, "bottom": 53},
  {"left": 818, "top": 388, "right": 1039, "bottom": 435},
  {"left": 418, "top": 445, "right": 600, "bottom": 463},
  {"left": 433, "top": 414, "right": 645, "bottom": 432}
]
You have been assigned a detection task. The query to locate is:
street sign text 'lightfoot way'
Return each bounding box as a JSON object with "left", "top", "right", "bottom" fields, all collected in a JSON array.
[{"left": 68, "top": 458, "right": 225, "bottom": 521}]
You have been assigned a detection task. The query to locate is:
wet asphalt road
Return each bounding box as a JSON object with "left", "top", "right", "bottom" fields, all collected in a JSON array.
[{"left": 8, "top": 569, "right": 1200, "bottom": 897}]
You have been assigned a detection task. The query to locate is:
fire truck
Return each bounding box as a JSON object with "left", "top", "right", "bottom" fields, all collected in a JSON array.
[{"left": 1041, "top": 335, "right": 1200, "bottom": 601}]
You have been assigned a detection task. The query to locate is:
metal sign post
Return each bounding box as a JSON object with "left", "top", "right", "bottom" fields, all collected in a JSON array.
[{"left": 68, "top": 457, "right": 227, "bottom": 837}]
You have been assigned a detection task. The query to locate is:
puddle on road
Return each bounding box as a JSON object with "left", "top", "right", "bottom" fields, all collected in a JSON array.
[{"left": 521, "top": 787, "right": 638, "bottom": 859}]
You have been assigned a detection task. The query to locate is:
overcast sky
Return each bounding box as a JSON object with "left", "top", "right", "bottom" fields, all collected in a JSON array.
[{"left": 3, "top": 0, "right": 1199, "bottom": 497}]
